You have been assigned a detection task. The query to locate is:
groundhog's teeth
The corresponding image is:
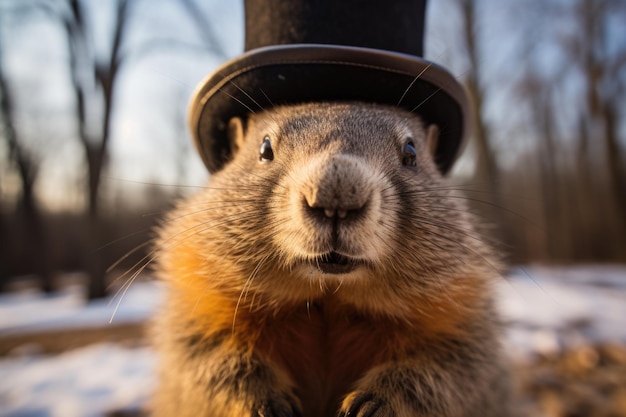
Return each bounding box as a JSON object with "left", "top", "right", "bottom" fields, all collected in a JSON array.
[{"left": 324, "top": 252, "right": 347, "bottom": 265}]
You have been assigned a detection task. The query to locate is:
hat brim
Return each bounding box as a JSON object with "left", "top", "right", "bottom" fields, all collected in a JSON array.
[{"left": 189, "top": 44, "right": 469, "bottom": 174}]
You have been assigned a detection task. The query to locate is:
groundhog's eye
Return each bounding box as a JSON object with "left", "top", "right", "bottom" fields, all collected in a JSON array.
[
  {"left": 402, "top": 141, "right": 417, "bottom": 167},
  {"left": 259, "top": 137, "right": 274, "bottom": 162}
]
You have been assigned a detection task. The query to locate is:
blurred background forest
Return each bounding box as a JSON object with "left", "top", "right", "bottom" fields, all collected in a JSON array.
[{"left": 0, "top": 0, "right": 624, "bottom": 300}]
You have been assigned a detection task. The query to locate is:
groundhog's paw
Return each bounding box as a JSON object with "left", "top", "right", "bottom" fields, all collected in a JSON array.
[
  {"left": 252, "top": 395, "right": 302, "bottom": 417},
  {"left": 338, "top": 392, "right": 391, "bottom": 417}
]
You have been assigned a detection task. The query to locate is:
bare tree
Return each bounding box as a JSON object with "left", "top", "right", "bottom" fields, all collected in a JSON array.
[
  {"left": 457, "top": 0, "right": 498, "bottom": 189},
  {"left": 451, "top": 0, "right": 519, "bottom": 256},
  {"left": 448, "top": 0, "right": 626, "bottom": 262},
  {"left": 58, "top": 0, "right": 229, "bottom": 298},
  {"left": 564, "top": 0, "right": 626, "bottom": 234},
  {"left": 64, "top": 0, "right": 132, "bottom": 298},
  {"left": 0, "top": 22, "right": 52, "bottom": 292},
  {"left": 510, "top": 0, "right": 626, "bottom": 262},
  {"left": 0, "top": 0, "right": 234, "bottom": 296}
]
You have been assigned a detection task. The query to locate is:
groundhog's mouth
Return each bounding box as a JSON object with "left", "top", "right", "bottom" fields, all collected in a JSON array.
[{"left": 313, "top": 252, "right": 358, "bottom": 274}]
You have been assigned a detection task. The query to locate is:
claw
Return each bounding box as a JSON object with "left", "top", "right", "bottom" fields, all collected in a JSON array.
[{"left": 341, "top": 392, "right": 382, "bottom": 417}]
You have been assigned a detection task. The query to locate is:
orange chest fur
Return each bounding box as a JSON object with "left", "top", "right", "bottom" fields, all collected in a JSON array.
[{"left": 251, "top": 302, "right": 412, "bottom": 414}]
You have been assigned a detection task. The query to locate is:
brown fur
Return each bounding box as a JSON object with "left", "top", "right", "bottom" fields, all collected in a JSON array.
[{"left": 151, "top": 103, "right": 511, "bottom": 417}]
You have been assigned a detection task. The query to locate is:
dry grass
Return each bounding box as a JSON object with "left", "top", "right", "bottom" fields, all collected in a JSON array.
[{"left": 0, "top": 322, "right": 146, "bottom": 355}]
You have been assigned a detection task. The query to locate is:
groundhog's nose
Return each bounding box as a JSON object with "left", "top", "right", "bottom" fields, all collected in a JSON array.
[{"left": 302, "top": 155, "right": 372, "bottom": 222}]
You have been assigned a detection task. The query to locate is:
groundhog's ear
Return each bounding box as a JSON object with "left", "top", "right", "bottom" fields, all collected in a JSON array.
[
  {"left": 425, "top": 124, "right": 439, "bottom": 157},
  {"left": 227, "top": 116, "right": 247, "bottom": 154}
]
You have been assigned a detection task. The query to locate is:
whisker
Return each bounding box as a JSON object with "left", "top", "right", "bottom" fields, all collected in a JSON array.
[
  {"left": 108, "top": 264, "right": 147, "bottom": 324},
  {"left": 219, "top": 87, "right": 256, "bottom": 114},
  {"left": 229, "top": 161, "right": 287, "bottom": 190},
  {"left": 98, "top": 229, "right": 155, "bottom": 253},
  {"left": 228, "top": 80, "right": 266, "bottom": 113},
  {"left": 259, "top": 88, "right": 274, "bottom": 108},
  {"left": 107, "top": 240, "right": 154, "bottom": 274},
  {"left": 410, "top": 88, "right": 441, "bottom": 113},
  {"left": 233, "top": 254, "right": 269, "bottom": 332},
  {"left": 397, "top": 62, "right": 433, "bottom": 106},
  {"left": 332, "top": 278, "right": 344, "bottom": 294},
  {"left": 404, "top": 192, "right": 539, "bottom": 228},
  {"left": 105, "top": 176, "right": 209, "bottom": 190}
]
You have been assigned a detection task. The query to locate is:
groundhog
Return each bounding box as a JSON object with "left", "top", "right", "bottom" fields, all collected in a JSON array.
[{"left": 150, "top": 102, "right": 511, "bottom": 417}]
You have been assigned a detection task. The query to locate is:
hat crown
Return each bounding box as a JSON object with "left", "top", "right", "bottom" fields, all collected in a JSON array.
[{"left": 244, "top": 0, "right": 426, "bottom": 55}]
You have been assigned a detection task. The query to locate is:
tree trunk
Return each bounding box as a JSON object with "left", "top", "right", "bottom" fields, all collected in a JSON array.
[
  {"left": 458, "top": 0, "right": 504, "bottom": 251},
  {"left": 602, "top": 100, "right": 626, "bottom": 237},
  {"left": 0, "top": 52, "right": 52, "bottom": 293}
]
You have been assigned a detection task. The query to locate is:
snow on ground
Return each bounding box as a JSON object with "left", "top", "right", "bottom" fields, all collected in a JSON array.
[
  {"left": 0, "top": 278, "right": 162, "bottom": 417},
  {"left": 0, "top": 265, "right": 625, "bottom": 417},
  {"left": 0, "top": 344, "right": 154, "bottom": 417},
  {"left": 0, "top": 279, "right": 163, "bottom": 335},
  {"left": 498, "top": 265, "right": 626, "bottom": 358}
]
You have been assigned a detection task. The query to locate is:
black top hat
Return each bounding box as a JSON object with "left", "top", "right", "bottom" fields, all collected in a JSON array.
[{"left": 189, "top": 0, "right": 468, "bottom": 174}]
